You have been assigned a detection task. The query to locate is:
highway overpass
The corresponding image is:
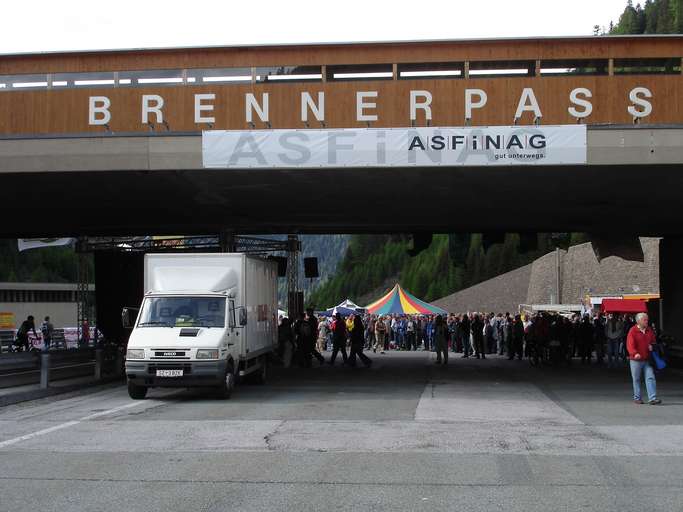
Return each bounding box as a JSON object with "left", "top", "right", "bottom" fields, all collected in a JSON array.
[{"left": 1, "top": 35, "right": 683, "bottom": 345}]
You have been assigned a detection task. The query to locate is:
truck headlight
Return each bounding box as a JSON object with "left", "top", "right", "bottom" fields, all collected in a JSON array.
[
  {"left": 126, "top": 349, "right": 145, "bottom": 359},
  {"left": 196, "top": 349, "right": 219, "bottom": 360}
]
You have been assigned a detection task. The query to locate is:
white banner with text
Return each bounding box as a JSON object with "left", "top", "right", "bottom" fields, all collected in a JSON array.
[{"left": 202, "top": 125, "right": 587, "bottom": 169}]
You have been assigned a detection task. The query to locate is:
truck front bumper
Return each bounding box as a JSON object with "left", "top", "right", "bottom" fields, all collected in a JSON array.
[{"left": 125, "top": 360, "right": 228, "bottom": 387}]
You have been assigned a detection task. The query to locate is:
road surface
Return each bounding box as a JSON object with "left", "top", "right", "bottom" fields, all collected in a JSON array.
[{"left": 1, "top": 351, "right": 682, "bottom": 511}]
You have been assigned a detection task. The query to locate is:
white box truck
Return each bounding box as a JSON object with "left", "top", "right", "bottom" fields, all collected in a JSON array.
[{"left": 123, "top": 253, "right": 278, "bottom": 399}]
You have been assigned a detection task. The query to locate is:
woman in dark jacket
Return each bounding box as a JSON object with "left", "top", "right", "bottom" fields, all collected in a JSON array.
[
  {"left": 510, "top": 315, "right": 524, "bottom": 360},
  {"left": 434, "top": 315, "right": 448, "bottom": 365},
  {"left": 348, "top": 315, "right": 372, "bottom": 368},
  {"left": 329, "top": 313, "right": 348, "bottom": 366},
  {"left": 471, "top": 314, "right": 485, "bottom": 359},
  {"left": 278, "top": 317, "right": 295, "bottom": 368}
]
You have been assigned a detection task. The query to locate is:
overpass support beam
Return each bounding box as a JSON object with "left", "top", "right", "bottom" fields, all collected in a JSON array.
[
  {"left": 219, "top": 230, "right": 236, "bottom": 252},
  {"left": 659, "top": 237, "right": 683, "bottom": 354},
  {"left": 40, "top": 353, "right": 50, "bottom": 389}
]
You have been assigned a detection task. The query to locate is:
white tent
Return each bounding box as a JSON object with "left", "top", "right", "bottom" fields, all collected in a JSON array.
[
  {"left": 336, "top": 299, "right": 363, "bottom": 311},
  {"left": 318, "top": 299, "right": 366, "bottom": 318}
]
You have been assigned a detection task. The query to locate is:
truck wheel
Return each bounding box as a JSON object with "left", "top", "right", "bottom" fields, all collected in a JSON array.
[
  {"left": 216, "top": 365, "right": 235, "bottom": 399},
  {"left": 127, "top": 381, "right": 147, "bottom": 400}
]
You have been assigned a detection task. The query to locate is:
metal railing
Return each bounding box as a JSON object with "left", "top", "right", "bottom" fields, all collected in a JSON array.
[{"left": 1, "top": 58, "right": 680, "bottom": 92}]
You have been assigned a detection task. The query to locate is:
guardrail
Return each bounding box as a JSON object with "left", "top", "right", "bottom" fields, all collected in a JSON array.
[
  {"left": 0, "top": 346, "right": 124, "bottom": 389},
  {"left": 0, "top": 328, "right": 99, "bottom": 354}
]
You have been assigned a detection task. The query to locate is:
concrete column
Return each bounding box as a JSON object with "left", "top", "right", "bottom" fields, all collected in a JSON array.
[
  {"left": 219, "top": 230, "right": 236, "bottom": 253},
  {"left": 40, "top": 353, "right": 50, "bottom": 389},
  {"left": 659, "top": 237, "right": 683, "bottom": 347},
  {"left": 95, "top": 348, "right": 103, "bottom": 380}
]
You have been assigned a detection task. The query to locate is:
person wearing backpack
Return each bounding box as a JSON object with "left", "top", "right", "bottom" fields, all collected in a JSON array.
[
  {"left": 348, "top": 315, "right": 372, "bottom": 368},
  {"left": 626, "top": 312, "right": 661, "bottom": 405},
  {"left": 41, "top": 316, "right": 55, "bottom": 351}
]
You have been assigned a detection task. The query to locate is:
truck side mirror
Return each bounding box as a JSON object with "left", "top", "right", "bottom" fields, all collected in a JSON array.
[
  {"left": 121, "top": 307, "right": 138, "bottom": 329},
  {"left": 239, "top": 308, "right": 248, "bottom": 326}
]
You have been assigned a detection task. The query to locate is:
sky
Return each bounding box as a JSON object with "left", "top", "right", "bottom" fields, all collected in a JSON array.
[{"left": 1, "top": 0, "right": 629, "bottom": 54}]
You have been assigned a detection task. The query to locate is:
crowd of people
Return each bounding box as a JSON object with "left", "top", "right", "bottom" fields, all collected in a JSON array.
[
  {"left": 277, "top": 307, "right": 664, "bottom": 404},
  {"left": 279, "top": 308, "right": 646, "bottom": 368}
]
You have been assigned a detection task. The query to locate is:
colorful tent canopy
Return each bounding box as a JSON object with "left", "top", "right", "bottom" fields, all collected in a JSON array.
[
  {"left": 366, "top": 284, "right": 447, "bottom": 316},
  {"left": 601, "top": 298, "right": 648, "bottom": 314}
]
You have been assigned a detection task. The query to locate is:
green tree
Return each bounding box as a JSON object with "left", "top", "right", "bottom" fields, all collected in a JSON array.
[{"left": 609, "top": 0, "right": 682, "bottom": 33}]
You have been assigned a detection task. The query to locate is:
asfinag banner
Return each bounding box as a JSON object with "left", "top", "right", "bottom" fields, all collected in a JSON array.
[{"left": 203, "top": 125, "right": 586, "bottom": 169}]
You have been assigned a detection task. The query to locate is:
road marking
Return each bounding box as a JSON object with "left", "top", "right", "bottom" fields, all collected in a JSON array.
[{"left": 0, "top": 401, "right": 145, "bottom": 449}]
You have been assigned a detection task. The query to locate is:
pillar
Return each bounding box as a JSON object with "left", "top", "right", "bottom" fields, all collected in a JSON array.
[{"left": 659, "top": 237, "right": 683, "bottom": 350}]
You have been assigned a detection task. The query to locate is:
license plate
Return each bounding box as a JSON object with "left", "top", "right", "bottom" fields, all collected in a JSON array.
[{"left": 156, "top": 369, "right": 183, "bottom": 377}]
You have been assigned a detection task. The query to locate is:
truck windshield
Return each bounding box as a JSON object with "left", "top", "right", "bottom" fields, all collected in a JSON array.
[{"left": 138, "top": 297, "right": 226, "bottom": 328}]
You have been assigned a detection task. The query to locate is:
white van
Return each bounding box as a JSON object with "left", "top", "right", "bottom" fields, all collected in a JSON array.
[{"left": 123, "top": 253, "right": 278, "bottom": 399}]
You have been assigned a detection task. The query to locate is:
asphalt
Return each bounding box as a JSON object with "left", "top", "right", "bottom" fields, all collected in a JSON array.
[{"left": 1, "top": 350, "right": 682, "bottom": 512}]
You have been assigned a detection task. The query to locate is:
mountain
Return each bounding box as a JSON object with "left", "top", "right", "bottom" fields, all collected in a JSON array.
[
  {"left": 0, "top": 240, "right": 84, "bottom": 283},
  {"left": 307, "top": 234, "right": 586, "bottom": 310},
  {"left": 275, "top": 234, "right": 349, "bottom": 305}
]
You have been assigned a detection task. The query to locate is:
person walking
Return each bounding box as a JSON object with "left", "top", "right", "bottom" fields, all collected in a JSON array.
[
  {"left": 484, "top": 317, "right": 495, "bottom": 355},
  {"left": 605, "top": 314, "right": 625, "bottom": 369},
  {"left": 424, "top": 317, "right": 433, "bottom": 351},
  {"left": 503, "top": 314, "right": 513, "bottom": 357},
  {"left": 15, "top": 315, "right": 37, "bottom": 351},
  {"left": 40, "top": 316, "right": 54, "bottom": 351},
  {"left": 305, "top": 308, "right": 325, "bottom": 365},
  {"left": 626, "top": 312, "right": 661, "bottom": 405},
  {"left": 345, "top": 314, "right": 355, "bottom": 346},
  {"left": 278, "top": 317, "right": 295, "bottom": 368},
  {"left": 471, "top": 314, "right": 485, "bottom": 359},
  {"left": 510, "top": 315, "right": 524, "bottom": 360},
  {"left": 406, "top": 316, "right": 417, "bottom": 351},
  {"left": 416, "top": 316, "right": 425, "bottom": 351},
  {"left": 579, "top": 315, "right": 594, "bottom": 364},
  {"left": 365, "top": 316, "right": 376, "bottom": 350},
  {"left": 448, "top": 316, "right": 458, "bottom": 353},
  {"left": 374, "top": 316, "right": 386, "bottom": 354},
  {"left": 292, "top": 312, "right": 310, "bottom": 367},
  {"left": 398, "top": 317, "right": 407, "bottom": 350},
  {"left": 460, "top": 314, "right": 471, "bottom": 358},
  {"left": 593, "top": 313, "right": 607, "bottom": 365},
  {"left": 329, "top": 313, "right": 348, "bottom": 366},
  {"left": 348, "top": 315, "right": 372, "bottom": 368},
  {"left": 383, "top": 316, "right": 391, "bottom": 351},
  {"left": 434, "top": 315, "right": 448, "bottom": 365},
  {"left": 317, "top": 317, "right": 329, "bottom": 353}
]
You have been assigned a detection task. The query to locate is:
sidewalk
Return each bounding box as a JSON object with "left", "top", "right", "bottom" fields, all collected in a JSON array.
[{"left": 0, "top": 374, "right": 124, "bottom": 408}]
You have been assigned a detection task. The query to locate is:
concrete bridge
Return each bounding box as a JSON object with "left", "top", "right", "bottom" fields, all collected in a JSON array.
[
  {"left": 2, "top": 35, "right": 683, "bottom": 344},
  {"left": 0, "top": 125, "right": 682, "bottom": 235},
  {"left": 0, "top": 34, "right": 682, "bottom": 235}
]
